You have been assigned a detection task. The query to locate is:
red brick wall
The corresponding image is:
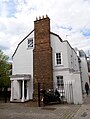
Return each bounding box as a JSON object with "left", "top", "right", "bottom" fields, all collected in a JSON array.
[{"left": 33, "top": 16, "right": 53, "bottom": 93}]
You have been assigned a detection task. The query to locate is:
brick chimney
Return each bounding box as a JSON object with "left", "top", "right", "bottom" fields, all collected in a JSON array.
[{"left": 33, "top": 15, "right": 53, "bottom": 94}]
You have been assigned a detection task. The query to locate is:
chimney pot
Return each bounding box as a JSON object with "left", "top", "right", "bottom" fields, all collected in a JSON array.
[
  {"left": 36, "top": 17, "right": 38, "bottom": 20},
  {"left": 46, "top": 14, "right": 48, "bottom": 18},
  {"left": 42, "top": 15, "right": 44, "bottom": 19},
  {"left": 39, "top": 16, "right": 41, "bottom": 20}
]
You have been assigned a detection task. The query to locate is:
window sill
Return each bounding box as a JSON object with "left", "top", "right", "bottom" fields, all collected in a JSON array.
[
  {"left": 55, "top": 64, "right": 63, "bottom": 67},
  {"left": 27, "top": 47, "right": 33, "bottom": 50}
]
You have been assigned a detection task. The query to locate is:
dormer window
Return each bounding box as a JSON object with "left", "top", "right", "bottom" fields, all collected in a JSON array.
[{"left": 27, "top": 38, "right": 33, "bottom": 48}]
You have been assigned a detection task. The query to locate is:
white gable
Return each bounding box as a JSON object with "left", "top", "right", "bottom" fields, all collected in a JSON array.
[{"left": 12, "top": 31, "right": 34, "bottom": 76}]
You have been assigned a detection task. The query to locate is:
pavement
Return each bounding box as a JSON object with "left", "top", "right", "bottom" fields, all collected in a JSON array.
[
  {"left": 0, "top": 94, "right": 90, "bottom": 119},
  {"left": 72, "top": 94, "right": 90, "bottom": 119}
]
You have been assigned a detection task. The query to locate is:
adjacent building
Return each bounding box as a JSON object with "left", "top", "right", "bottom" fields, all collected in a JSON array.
[
  {"left": 87, "top": 55, "right": 90, "bottom": 84},
  {"left": 75, "top": 49, "right": 89, "bottom": 93}
]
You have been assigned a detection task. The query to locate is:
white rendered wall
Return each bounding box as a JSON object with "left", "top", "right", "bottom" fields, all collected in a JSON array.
[
  {"left": 70, "top": 73, "right": 83, "bottom": 104},
  {"left": 74, "top": 49, "right": 89, "bottom": 93},
  {"left": 50, "top": 34, "right": 69, "bottom": 69},
  {"left": 50, "top": 34, "right": 80, "bottom": 73},
  {"left": 53, "top": 70, "right": 82, "bottom": 104},
  {"left": 50, "top": 34, "right": 82, "bottom": 104},
  {"left": 72, "top": 50, "right": 79, "bottom": 71},
  {"left": 80, "top": 57, "right": 89, "bottom": 92},
  {"left": 12, "top": 35, "right": 34, "bottom": 75},
  {"left": 66, "top": 43, "right": 79, "bottom": 71},
  {"left": 12, "top": 32, "right": 34, "bottom": 99}
]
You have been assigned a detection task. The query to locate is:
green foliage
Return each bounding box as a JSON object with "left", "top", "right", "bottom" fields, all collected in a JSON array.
[{"left": 0, "top": 50, "right": 11, "bottom": 87}]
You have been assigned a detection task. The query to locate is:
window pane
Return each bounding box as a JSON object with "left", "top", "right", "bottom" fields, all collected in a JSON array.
[
  {"left": 27, "top": 38, "right": 33, "bottom": 48},
  {"left": 58, "top": 53, "right": 61, "bottom": 58},
  {"left": 56, "top": 76, "right": 64, "bottom": 88},
  {"left": 56, "top": 53, "right": 58, "bottom": 58}
]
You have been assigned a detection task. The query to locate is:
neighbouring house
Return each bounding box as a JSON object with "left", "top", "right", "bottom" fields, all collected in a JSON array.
[
  {"left": 75, "top": 49, "right": 89, "bottom": 93},
  {"left": 10, "top": 15, "right": 83, "bottom": 104},
  {"left": 87, "top": 55, "right": 90, "bottom": 84}
]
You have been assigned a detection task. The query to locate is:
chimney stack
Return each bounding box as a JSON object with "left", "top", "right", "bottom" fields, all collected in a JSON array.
[{"left": 33, "top": 15, "right": 53, "bottom": 97}]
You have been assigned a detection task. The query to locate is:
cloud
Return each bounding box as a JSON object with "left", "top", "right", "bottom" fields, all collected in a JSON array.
[
  {"left": 0, "top": 0, "right": 90, "bottom": 60},
  {"left": 0, "top": 45, "right": 9, "bottom": 50}
]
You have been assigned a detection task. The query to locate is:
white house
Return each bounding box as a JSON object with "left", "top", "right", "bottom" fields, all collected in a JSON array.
[{"left": 10, "top": 15, "right": 83, "bottom": 104}]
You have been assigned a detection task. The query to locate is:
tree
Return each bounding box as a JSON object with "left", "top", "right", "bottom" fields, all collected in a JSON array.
[{"left": 0, "top": 50, "right": 11, "bottom": 87}]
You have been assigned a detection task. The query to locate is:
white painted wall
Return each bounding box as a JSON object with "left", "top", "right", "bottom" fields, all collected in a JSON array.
[
  {"left": 12, "top": 31, "right": 34, "bottom": 99},
  {"left": 75, "top": 49, "right": 89, "bottom": 93},
  {"left": 13, "top": 35, "right": 34, "bottom": 75},
  {"left": 50, "top": 34, "right": 80, "bottom": 74},
  {"left": 53, "top": 69, "right": 82, "bottom": 104},
  {"left": 50, "top": 33, "right": 82, "bottom": 104},
  {"left": 73, "top": 50, "right": 80, "bottom": 71},
  {"left": 70, "top": 73, "right": 83, "bottom": 104},
  {"left": 66, "top": 42, "right": 79, "bottom": 72},
  {"left": 80, "top": 57, "right": 89, "bottom": 92},
  {"left": 50, "top": 34, "right": 69, "bottom": 69}
]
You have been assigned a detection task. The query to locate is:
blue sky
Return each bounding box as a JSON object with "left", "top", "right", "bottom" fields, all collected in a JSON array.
[
  {"left": 6, "top": 0, "right": 17, "bottom": 17},
  {"left": 82, "top": 29, "right": 90, "bottom": 37},
  {"left": 0, "top": 0, "right": 90, "bottom": 60},
  {"left": 0, "top": 0, "right": 16, "bottom": 17}
]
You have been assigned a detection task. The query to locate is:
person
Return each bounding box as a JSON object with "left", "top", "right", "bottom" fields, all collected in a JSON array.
[{"left": 85, "top": 82, "right": 89, "bottom": 95}]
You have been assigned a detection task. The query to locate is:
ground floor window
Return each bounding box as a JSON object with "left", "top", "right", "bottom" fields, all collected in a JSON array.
[{"left": 56, "top": 76, "right": 64, "bottom": 89}]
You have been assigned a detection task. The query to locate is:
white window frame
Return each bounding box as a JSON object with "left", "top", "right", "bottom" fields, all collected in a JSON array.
[
  {"left": 27, "top": 38, "right": 33, "bottom": 48},
  {"left": 55, "top": 52, "right": 63, "bottom": 66}
]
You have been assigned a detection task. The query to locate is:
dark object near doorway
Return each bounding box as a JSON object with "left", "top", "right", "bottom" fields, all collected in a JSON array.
[{"left": 41, "top": 89, "right": 61, "bottom": 105}]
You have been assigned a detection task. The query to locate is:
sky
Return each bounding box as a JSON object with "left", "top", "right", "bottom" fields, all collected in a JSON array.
[{"left": 0, "top": 0, "right": 90, "bottom": 61}]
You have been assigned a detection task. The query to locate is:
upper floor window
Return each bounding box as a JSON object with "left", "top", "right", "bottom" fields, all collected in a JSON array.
[
  {"left": 27, "top": 38, "right": 33, "bottom": 48},
  {"left": 55, "top": 52, "right": 63, "bottom": 65}
]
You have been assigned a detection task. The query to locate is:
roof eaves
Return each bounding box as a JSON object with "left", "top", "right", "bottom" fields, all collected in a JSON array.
[
  {"left": 12, "top": 29, "right": 34, "bottom": 58},
  {"left": 50, "top": 32, "right": 63, "bottom": 42}
]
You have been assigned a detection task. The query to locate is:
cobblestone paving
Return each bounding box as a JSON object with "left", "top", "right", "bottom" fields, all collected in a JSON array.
[{"left": 0, "top": 102, "right": 80, "bottom": 119}]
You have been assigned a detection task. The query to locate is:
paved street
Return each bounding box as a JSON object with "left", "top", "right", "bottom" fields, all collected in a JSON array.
[
  {"left": 0, "top": 102, "right": 80, "bottom": 119},
  {"left": 72, "top": 94, "right": 90, "bottom": 119},
  {"left": 0, "top": 94, "right": 90, "bottom": 119}
]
